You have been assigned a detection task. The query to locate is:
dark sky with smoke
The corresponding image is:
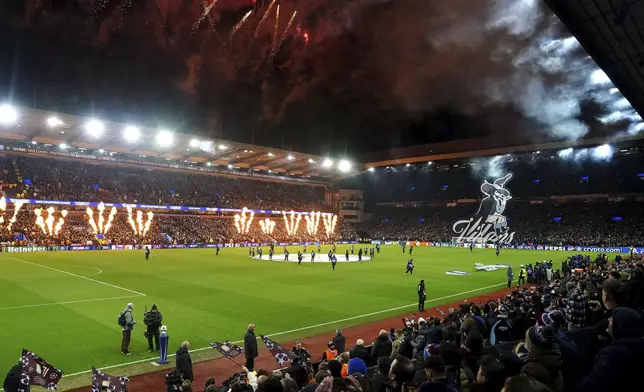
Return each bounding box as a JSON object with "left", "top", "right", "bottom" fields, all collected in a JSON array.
[{"left": 0, "top": 0, "right": 640, "bottom": 155}]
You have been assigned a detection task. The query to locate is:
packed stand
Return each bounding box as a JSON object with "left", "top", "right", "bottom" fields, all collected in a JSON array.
[
  {"left": 14, "top": 156, "right": 330, "bottom": 212},
  {"left": 185, "top": 253, "right": 643, "bottom": 392}
]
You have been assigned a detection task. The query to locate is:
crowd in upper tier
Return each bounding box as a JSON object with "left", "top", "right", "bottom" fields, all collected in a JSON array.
[{"left": 2, "top": 156, "right": 330, "bottom": 212}]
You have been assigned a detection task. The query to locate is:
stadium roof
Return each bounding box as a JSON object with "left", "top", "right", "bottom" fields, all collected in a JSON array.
[
  {"left": 545, "top": 0, "right": 644, "bottom": 118},
  {"left": 0, "top": 106, "right": 354, "bottom": 180}
]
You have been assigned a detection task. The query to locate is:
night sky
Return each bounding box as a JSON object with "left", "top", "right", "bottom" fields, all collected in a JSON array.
[{"left": 0, "top": 0, "right": 637, "bottom": 155}]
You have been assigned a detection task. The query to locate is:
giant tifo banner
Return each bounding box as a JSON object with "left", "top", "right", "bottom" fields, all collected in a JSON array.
[{"left": 452, "top": 173, "right": 516, "bottom": 244}]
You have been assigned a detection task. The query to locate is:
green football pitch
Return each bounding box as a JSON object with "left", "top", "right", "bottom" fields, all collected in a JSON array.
[{"left": 0, "top": 245, "right": 597, "bottom": 388}]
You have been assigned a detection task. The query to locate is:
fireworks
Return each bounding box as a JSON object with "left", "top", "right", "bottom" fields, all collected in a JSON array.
[
  {"left": 259, "top": 218, "right": 276, "bottom": 234},
  {"left": 34, "top": 207, "right": 68, "bottom": 236},
  {"left": 322, "top": 213, "right": 337, "bottom": 237},
  {"left": 282, "top": 210, "right": 301, "bottom": 236},
  {"left": 86, "top": 202, "right": 117, "bottom": 236},
  {"left": 234, "top": 207, "right": 255, "bottom": 234},
  {"left": 304, "top": 211, "right": 321, "bottom": 235},
  {"left": 0, "top": 197, "right": 25, "bottom": 231},
  {"left": 126, "top": 205, "right": 154, "bottom": 236},
  {"left": 192, "top": 0, "right": 220, "bottom": 35},
  {"left": 228, "top": 10, "right": 253, "bottom": 44},
  {"left": 253, "top": 0, "right": 277, "bottom": 40}
]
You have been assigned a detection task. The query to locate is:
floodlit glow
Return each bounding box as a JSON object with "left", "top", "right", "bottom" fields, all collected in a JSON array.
[
  {"left": 123, "top": 126, "right": 140, "bottom": 142},
  {"left": 47, "top": 116, "right": 64, "bottom": 128},
  {"left": 590, "top": 69, "right": 611, "bottom": 85},
  {"left": 609, "top": 88, "right": 619, "bottom": 94},
  {"left": 557, "top": 148, "right": 574, "bottom": 158},
  {"left": 323, "top": 158, "right": 333, "bottom": 168},
  {"left": 233, "top": 207, "right": 254, "bottom": 234},
  {"left": 206, "top": 162, "right": 212, "bottom": 166},
  {"left": 0, "top": 104, "right": 18, "bottom": 125},
  {"left": 31, "top": 141, "right": 37, "bottom": 145},
  {"left": 156, "top": 130, "right": 174, "bottom": 147},
  {"left": 427, "top": 162, "right": 433, "bottom": 165},
  {"left": 613, "top": 98, "right": 631, "bottom": 109},
  {"left": 287, "top": 155, "right": 294, "bottom": 160},
  {"left": 59, "top": 143, "right": 68, "bottom": 150},
  {"left": 630, "top": 122, "right": 644, "bottom": 134},
  {"left": 405, "top": 163, "right": 411, "bottom": 167},
  {"left": 219, "top": 144, "right": 228, "bottom": 150},
  {"left": 338, "top": 160, "right": 351, "bottom": 172},
  {"left": 268, "top": 152, "right": 275, "bottom": 157},
  {"left": 98, "top": 149, "right": 105, "bottom": 153},
  {"left": 190, "top": 139, "right": 200, "bottom": 148},
  {"left": 308, "top": 158, "right": 315, "bottom": 163},
  {"left": 368, "top": 167, "right": 375, "bottom": 172},
  {"left": 228, "top": 164, "right": 233, "bottom": 169},
  {"left": 283, "top": 210, "right": 302, "bottom": 236},
  {"left": 85, "top": 119, "right": 105, "bottom": 138},
  {"left": 593, "top": 144, "right": 613, "bottom": 159}
]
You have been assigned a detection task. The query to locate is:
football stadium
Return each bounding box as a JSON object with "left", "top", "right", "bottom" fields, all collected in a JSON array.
[{"left": 2, "top": 1, "right": 644, "bottom": 392}]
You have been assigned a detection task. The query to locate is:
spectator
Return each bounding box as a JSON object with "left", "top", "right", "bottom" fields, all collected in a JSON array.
[
  {"left": 502, "top": 375, "right": 552, "bottom": 392},
  {"left": 333, "top": 329, "right": 346, "bottom": 354},
  {"left": 471, "top": 356, "right": 505, "bottom": 392},
  {"left": 176, "top": 341, "right": 193, "bottom": 382},
  {"left": 371, "top": 330, "right": 393, "bottom": 364},
  {"left": 565, "top": 281, "right": 588, "bottom": 331},
  {"left": 349, "top": 339, "right": 371, "bottom": 365},
  {"left": 577, "top": 307, "right": 644, "bottom": 392},
  {"left": 244, "top": 324, "right": 258, "bottom": 372}
]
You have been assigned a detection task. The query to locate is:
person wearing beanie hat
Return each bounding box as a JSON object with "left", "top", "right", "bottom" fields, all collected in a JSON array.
[
  {"left": 521, "top": 326, "right": 563, "bottom": 391},
  {"left": 578, "top": 307, "right": 644, "bottom": 392},
  {"left": 347, "top": 358, "right": 367, "bottom": 376},
  {"left": 144, "top": 304, "right": 163, "bottom": 353}
]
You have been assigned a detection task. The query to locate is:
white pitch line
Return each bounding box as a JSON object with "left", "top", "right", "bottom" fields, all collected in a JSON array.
[
  {"left": 0, "top": 295, "right": 144, "bottom": 311},
  {"left": 58, "top": 265, "right": 104, "bottom": 277},
  {"left": 61, "top": 282, "right": 506, "bottom": 378},
  {"left": 9, "top": 258, "right": 146, "bottom": 296}
]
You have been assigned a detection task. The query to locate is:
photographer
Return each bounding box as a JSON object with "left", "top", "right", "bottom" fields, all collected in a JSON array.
[{"left": 144, "top": 304, "right": 163, "bottom": 353}]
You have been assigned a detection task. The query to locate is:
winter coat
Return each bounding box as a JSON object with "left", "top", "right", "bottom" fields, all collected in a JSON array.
[
  {"left": 349, "top": 345, "right": 371, "bottom": 366},
  {"left": 3, "top": 364, "right": 25, "bottom": 392},
  {"left": 371, "top": 335, "right": 393, "bottom": 362},
  {"left": 577, "top": 307, "right": 644, "bottom": 392},
  {"left": 565, "top": 288, "right": 588, "bottom": 327},
  {"left": 244, "top": 329, "right": 258, "bottom": 359},
  {"left": 175, "top": 347, "right": 193, "bottom": 381},
  {"left": 333, "top": 333, "right": 347, "bottom": 354}
]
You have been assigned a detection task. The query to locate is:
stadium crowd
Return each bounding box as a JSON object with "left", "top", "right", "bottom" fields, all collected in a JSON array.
[
  {"left": 167, "top": 253, "right": 643, "bottom": 392},
  {"left": 9, "top": 156, "right": 331, "bottom": 212}
]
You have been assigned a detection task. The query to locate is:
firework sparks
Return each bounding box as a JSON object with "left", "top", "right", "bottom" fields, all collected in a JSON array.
[
  {"left": 191, "top": 0, "right": 219, "bottom": 35},
  {"left": 253, "top": 0, "right": 277, "bottom": 41},
  {"left": 273, "top": 3, "right": 280, "bottom": 46},
  {"left": 228, "top": 10, "right": 253, "bottom": 44},
  {"left": 266, "top": 9, "right": 297, "bottom": 73}
]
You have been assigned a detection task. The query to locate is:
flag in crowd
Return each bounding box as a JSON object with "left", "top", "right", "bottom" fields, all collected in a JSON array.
[
  {"left": 260, "top": 335, "right": 296, "bottom": 366},
  {"left": 19, "top": 349, "right": 63, "bottom": 391},
  {"left": 210, "top": 341, "right": 244, "bottom": 360},
  {"left": 91, "top": 367, "right": 129, "bottom": 392}
]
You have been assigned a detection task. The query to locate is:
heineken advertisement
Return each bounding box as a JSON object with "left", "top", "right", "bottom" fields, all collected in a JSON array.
[{"left": 3, "top": 246, "right": 55, "bottom": 252}]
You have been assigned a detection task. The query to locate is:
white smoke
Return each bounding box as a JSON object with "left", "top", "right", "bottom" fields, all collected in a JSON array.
[{"left": 470, "top": 155, "right": 510, "bottom": 178}]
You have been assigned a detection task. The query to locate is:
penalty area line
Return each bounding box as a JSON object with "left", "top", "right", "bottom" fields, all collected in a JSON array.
[
  {"left": 0, "top": 295, "right": 145, "bottom": 311},
  {"left": 8, "top": 257, "right": 146, "bottom": 297},
  {"left": 61, "top": 282, "right": 506, "bottom": 378}
]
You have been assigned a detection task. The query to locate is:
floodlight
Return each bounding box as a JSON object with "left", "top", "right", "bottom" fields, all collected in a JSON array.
[
  {"left": 219, "top": 144, "right": 228, "bottom": 150},
  {"left": 98, "top": 149, "right": 105, "bottom": 153},
  {"left": 190, "top": 139, "right": 200, "bottom": 148},
  {"left": 368, "top": 167, "right": 375, "bottom": 172},
  {"left": 338, "top": 160, "right": 351, "bottom": 172},
  {"left": 59, "top": 143, "right": 68, "bottom": 150},
  {"left": 323, "top": 158, "right": 333, "bottom": 168},
  {"left": 228, "top": 164, "right": 233, "bottom": 169},
  {"left": 31, "top": 141, "right": 37, "bottom": 145},
  {"left": 206, "top": 162, "right": 212, "bottom": 166},
  {"left": 0, "top": 104, "right": 18, "bottom": 125},
  {"left": 427, "top": 161, "right": 433, "bottom": 165},
  {"left": 405, "top": 163, "right": 411, "bottom": 167},
  {"left": 609, "top": 87, "right": 619, "bottom": 94},
  {"left": 156, "top": 130, "right": 174, "bottom": 147},
  {"left": 557, "top": 148, "right": 574, "bottom": 158},
  {"left": 593, "top": 144, "right": 613, "bottom": 159},
  {"left": 268, "top": 152, "right": 275, "bottom": 157},
  {"left": 287, "top": 155, "right": 294, "bottom": 160},
  {"left": 85, "top": 119, "right": 105, "bottom": 138},
  {"left": 123, "top": 126, "right": 140, "bottom": 142},
  {"left": 308, "top": 158, "right": 315, "bottom": 163},
  {"left": 47, "top": 116, "right": 63, "bottom": 128}
]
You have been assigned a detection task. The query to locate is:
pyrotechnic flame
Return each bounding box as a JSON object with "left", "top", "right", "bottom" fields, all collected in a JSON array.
[
  {"left": 282, "top": 210, "right": 301, "bottom": 236},
  {"left": 259, "top": 218, "right": 276, "bottom": 234},
  {"left": 253, "top": 0, "right": 277, "bottom": 40},
  {"left": 7, "top": 200, "right": 24, "bottom": 231},
  {"left": 87, "top": 202, "right": 118, "bottom": 236},
  {"left": 229, "top": 10, "right": 253, "bottom": 44},
  {"left": 33, "top": 207, "right": 67, "bottom": 236},
  {"left": 322, "top": 213, "right": 338, "bottom": 237},
  {"left": 0, "top": 196, "right": 6, "bottom": 225},
  {"left": 305, "top": 211, "right": 321, "bottom": 235},
  {"left": 126, "top": 205, "right": 154, "bottom": 236},
  {"left": 233, "top": 207, "right": 254, "bottom": 234}
]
